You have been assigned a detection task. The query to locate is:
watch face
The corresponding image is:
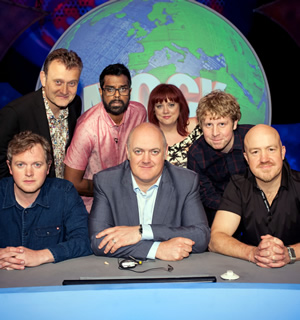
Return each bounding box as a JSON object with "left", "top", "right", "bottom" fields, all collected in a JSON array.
[{"left": 288, "top": 247, "right": 296, "bottom": 263}]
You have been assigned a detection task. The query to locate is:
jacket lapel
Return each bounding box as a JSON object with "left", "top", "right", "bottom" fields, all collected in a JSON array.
[
  {"left": 152, "top": 163, "right": 174, "bottom": 224},
  {"left": 121, "top": 161, "right": 140, "bottom": 225}
]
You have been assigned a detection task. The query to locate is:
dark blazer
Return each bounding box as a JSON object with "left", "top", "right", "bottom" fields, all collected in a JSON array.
[
  {"left": 89, "top": 160, "right": 210, "bottom": 260},
  {"left": 0, "top": 88, "right": 82, "bottom": 178}
]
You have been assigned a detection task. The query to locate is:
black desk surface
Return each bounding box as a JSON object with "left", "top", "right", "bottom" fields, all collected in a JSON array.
[{"left": 1, "top": 252, "right": 300, "bottom": 288}]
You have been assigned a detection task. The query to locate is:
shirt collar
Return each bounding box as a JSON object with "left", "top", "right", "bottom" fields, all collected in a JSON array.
[
  {"left": 2, "top": 177, "right": 50, "bottom": 209},
  {"left": 100, "top": 102, "right": 130, "bottom": 128},
  {"left": 131, "top": 173, "right": 161, "bottom": 194},
  {"left": 42, "top": 88, "right": 69, "bottom": 120}
]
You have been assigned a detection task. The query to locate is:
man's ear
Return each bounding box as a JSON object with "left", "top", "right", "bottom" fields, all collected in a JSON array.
[
  {"left": 47, "top": 161, "right": 52, "bottom": 175},
  {"left": 164, "top": 145, "right": 169, "bottom": 159},
  {"left": 281, "top": 145, "right": 286, "bottom": 160},
  {"left": 6, "top": 160, "right": 12, "bottom": 175},
  {"left": 233, "top": 120, "right": 238, "bottom": 130},
  {"left": 243, "top": 152, "right": 248, "bottom": 163},
  {"left": 40, "top": 71, "right": 46, "bottom": 87},
  {"left": 126, "top": 145, "right": 130, "bottom": 160}
]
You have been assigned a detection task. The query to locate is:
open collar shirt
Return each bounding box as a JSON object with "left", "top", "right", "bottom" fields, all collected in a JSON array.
[
  {"left": 219, "top": 160, "right": 300, "bottom": 246},
  {"left": 64, "top": 101, "right": 146, "bottom": 212},
  {"left": 0, "top": 177, "right": 92, "bottom": 262}
]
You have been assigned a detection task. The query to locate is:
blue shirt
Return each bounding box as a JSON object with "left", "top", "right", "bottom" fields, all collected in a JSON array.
[
  {"left": 0, "top": 177, "right": 92, "bottom": 263},
  {"left": 132, "top": 174, "right": 161, "bottom": 259}
]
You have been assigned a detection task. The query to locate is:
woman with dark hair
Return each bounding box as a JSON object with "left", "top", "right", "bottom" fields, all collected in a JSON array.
[{"left": 148, "top": 84, "right": 202, "bottom": 167}]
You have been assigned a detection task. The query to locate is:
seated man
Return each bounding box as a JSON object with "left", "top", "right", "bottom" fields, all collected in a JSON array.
[
  {"left": 187, "top": 90, "right": 252, "bottom": 226},
  {"left": 89, "top": 123, "right": 210, "bottom": 261},
  {"left": 0, "top": 131, "right": 92, "bottom": 270},
  {"left": 209, "top": 124, "right": 300, "bottom": 268}
]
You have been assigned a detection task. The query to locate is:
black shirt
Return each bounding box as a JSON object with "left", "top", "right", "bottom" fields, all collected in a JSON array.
[{"left": 219, "top": 160, "right": 300, "bottom": 246}]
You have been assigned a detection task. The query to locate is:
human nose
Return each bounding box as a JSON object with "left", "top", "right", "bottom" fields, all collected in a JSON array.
[
  {"left": 212, "top": 125, "right": 219, "bottom": 136},
  {"left": 114, "top": 88, "right": 121, "bottom": 97},
  {"left": 162, "top": 105, "right": 169, "bottom": 114},
  {"left": 142, "top": 152, "right": 151, "bottom": 163},
  {"left": 25, "top": 165, "right": 33, "bottom": 176},
  {"left": 61, "top": 83, "right": 68, "bottom": 95},
  {"left": 260, "top": 150, "right": 269, "bottom": 162}
]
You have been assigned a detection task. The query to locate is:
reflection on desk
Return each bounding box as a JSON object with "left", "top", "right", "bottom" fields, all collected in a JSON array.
[{"left": 1, "top": 252, "right": 300, "bottom": 320}]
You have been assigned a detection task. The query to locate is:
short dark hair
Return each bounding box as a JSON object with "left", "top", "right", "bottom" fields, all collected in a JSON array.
[
  {"left": 43, "top": 48, "right": 83, "bottom": 75},
  {"left": 148, "top": 84, "right": 189, "bottom": 136},
  {"left": 99, "top": 63, "right": 131, "bottom": 89},
  {"left": 7, "top": 131, "right": 52, "bottom": 164}
]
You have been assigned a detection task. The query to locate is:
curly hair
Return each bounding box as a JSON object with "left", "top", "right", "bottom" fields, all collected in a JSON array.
[{"left": 196, "top": 90, "right": 241, "bottom": 128}]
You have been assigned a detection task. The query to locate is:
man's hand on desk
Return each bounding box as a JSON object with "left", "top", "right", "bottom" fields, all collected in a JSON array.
[
  {"left": 96, "top": 226, "right": 141, "bottom": 254},
  {"left": 253, "top": 235, "right": 289, "bottom": 268},
  {"left": 0, "top": 247, "right": 25, "bottom": 270},
  {"left": 155, "top": 237, "right": 195, "bottom": 261},
  {"left": 0, "top": 247, "right": 54, "bottom": 270}
]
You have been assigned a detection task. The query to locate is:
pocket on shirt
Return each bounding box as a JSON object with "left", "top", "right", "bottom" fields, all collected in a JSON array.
[{"left": 34, "top": 226, "right": 62, "bottom": 237}]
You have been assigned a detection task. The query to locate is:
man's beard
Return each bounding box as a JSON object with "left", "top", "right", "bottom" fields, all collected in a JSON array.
[{"left": 103, "top": 97, "right": 130, "bottom": 116}]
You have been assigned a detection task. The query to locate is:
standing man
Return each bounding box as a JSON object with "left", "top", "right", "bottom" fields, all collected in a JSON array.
[
  {"left": 0, "top": 131, "right": 91, "bottom": 270},
  {"left": 64, "top": 63, "right": 146, "bottom": 212},
  {"left": 0, "top": 48, "right": 83, "bottom": 179},
  {"left": 187, "top": 90, "right": 252, "bottom": 225},
  {"left": 209, "top": 125, "right": 300, "bottom": 268},
  {"left": 89, "top": 123, "right": 210, "bottom": 261}
]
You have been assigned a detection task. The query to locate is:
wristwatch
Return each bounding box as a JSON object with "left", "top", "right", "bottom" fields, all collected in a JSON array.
[
  {"left": 139, "top": 224, "right": 143, "bottom": 237},
  {"left": 287, "top": 247, "right": 296, "bottom": 264}
]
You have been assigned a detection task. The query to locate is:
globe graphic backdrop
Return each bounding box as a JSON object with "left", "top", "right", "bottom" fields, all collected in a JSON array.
[{"left": 37, "top": 0, "right": 271, "bottom": 124}]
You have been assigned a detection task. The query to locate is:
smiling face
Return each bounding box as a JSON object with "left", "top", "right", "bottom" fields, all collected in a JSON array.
[
  {"left": 154, "top": 99, "right": 180, "bottom": 127},
  {"left": 127, "top": 123, "right": 167, "bottom": 192},
  {"left": 7, "top": 144, "right": 51, "bottom": 200},
  {"left": 40, "top": 59, "right": 81, "bottom": 115},
  {"left": 201, "top": 113, "right": 238, "bottom": 153},
  {"left": 244, "top": 125, "right": 286, "bottom": 187}
]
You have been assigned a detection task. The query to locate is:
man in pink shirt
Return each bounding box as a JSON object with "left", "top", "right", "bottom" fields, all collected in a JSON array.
[{"left": 64, "top": 64, "right": 146, "bottom": 211}]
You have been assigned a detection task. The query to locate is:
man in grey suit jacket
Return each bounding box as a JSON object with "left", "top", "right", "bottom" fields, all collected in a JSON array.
[
  {"left": 0, "top": 49, "right": 82, "bottom": 179},
  {"left": 89, "top": 123, "right": 210, "bottom": 261}
]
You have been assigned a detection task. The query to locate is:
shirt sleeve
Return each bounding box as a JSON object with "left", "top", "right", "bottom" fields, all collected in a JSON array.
[
  {"left": 47, "top": 183, "right": 92, "bottom": 262},
  {"left": 64, "top": 117, "right": 94, "bottom": 171}
]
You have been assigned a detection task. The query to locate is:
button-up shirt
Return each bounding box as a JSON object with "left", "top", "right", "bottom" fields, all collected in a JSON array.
[
  {"left": 0, "top": 177, "right": 92, "bottom": 262},
  {"left": 132, "top": 174, "right": 161, "bottom": 259},
  {"left": 43, "top": 89, "right": 69, "bottom": 178},
  {"left": 64, "top": 101, "right": 146, "bottom": 212},
  {"left": 219, "top": 160, "right": 300, "bottom": 246},
  {"left": 187, "top": 124, "right": 252, "bottom": 224}
]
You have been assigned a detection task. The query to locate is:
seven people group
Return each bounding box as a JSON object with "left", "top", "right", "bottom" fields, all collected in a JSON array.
[{"left": 0, "top": 49, "right": 298, "bottom": 270}]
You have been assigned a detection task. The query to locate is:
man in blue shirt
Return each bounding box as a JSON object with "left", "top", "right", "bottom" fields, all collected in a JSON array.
[
  {"left": 89, "top": 123, "right": 210, "bottom": 261},
  {"left": 0, "top": 131, "right": 91, "bottom": 270},
  {"left": 187, "top": 90, "right": 252, "bottom": 226}
]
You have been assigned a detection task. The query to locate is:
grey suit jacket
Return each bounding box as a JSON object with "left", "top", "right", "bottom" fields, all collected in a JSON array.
[
  {"left": 0, "top": 88, "right": 81, "bottom": 178},
  {"left": 89, "top": 160, "right": 210, "bottom": 260}
]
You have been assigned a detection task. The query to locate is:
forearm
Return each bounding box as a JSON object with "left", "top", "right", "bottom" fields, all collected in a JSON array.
[
  {"left": 73, "top": 178, "right": 94, "bottom": 197},
  {"left": 209, "top": 231, "right": 255, "bottom": 261},
  {"left": 151, "top": 224, "right": 210, "bottom": 253},
  {"left": 64, "top": 166, "right": 94, "bottom": 196},
  {"left": 90, "top": 235, "right": 153, "bottom": 260}
]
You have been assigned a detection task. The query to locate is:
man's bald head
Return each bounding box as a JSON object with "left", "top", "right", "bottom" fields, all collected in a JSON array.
[
  {"left": 243, "top": 124, "right": 286, "bottom": 186},
  {"left": 127, "top": 122, "right": 167, "bottom": 152}
]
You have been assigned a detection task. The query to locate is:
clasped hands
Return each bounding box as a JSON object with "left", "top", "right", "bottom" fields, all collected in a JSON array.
[
  {"left": 251, "top": 234, "right": 290, "bottom": 268},
  {"left": 96, "top": 226, "right": 194, "bottom": 261}
]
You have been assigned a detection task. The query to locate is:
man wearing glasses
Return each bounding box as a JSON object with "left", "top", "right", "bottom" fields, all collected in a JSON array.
[{"left": 64, "top": 64, "right": 146, "bottom": 212}]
